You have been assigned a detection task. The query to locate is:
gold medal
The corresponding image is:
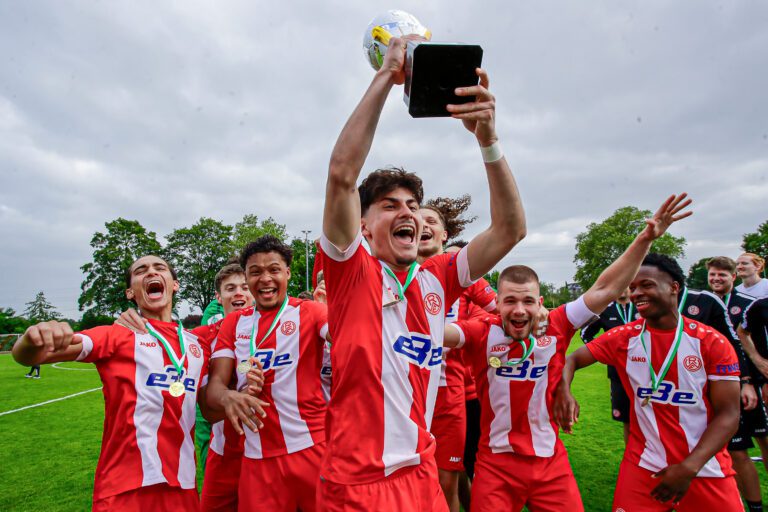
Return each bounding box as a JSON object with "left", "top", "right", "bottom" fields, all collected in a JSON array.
[
  {"left": 488, "top": 356, "right": 502, "bottom": 368},
  {"left": 237, "top": 361, "right": 252, "bottom": 374},
  {"left": 641, "top": 396, "right": 650, "bottom": 407},
  {"left": 169, "top": 381, "right": 185, "bottom": 397}
]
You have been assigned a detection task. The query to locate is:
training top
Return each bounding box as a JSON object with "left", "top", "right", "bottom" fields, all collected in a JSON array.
[
  {"left": 213, "top": 298, "right": 329, "bottom": 459},
  {"left": 743, "top": 298, "right": 768, "bottom": 359},
  {"left": 319, "top": 231, "right": 472, "bottom": 484},
  {"left": 76, "top": 320, "right": 208, "bottom": 500},
  {"left": 453, "top": 297, "right": 596, "bottom": 457},
  {"left": 586, "top": 317, "right": 739, "bottom": 476}
]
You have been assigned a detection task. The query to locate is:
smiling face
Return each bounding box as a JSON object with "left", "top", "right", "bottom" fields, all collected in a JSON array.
[
  {"left": 418, "top": 207, "right": 447, "bottom": 260},
  {"left": 125, "top": 255, "right": 179, "bottom": 320},
  {"left": 361, "top": 187, "right": 423, "bottom": 270},
  {"left": 629, "top": 265, "right": 680, "bottom": 322},
  {"left": 244, "top": 251, "right": 291, "bottom": 310},
  {"left": 707, "top": 267, "right": 735, "bottom": 296},
  {"left": 736, "top": 254, "right": 761, "bottom": 281},
  {"left": 497, "top": 278, "right": 542, "bottom": 341},
  {"left": 216, "top": 273, "right": 253, "bottom": 316}
]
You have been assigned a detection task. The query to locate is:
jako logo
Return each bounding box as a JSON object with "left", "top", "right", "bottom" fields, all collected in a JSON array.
[
  {"left": 490, "top": 345, "right": 507, "bottom": 353},
  {"left": 449, "top": 456, "right": 461, "bottom": 463},
  {"left": 140, "top": 341, "right": 157, "bottom": 348},
  {"left": 630, "top": 356, "right": 646, "bottom": 363}
]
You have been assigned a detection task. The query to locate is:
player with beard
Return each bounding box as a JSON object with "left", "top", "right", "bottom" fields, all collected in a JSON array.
[
  {"left": 444, "top": 194, "right": 692, "bottom": 511},
  {"left": 706, "top": 256, "right": 766, "bottom": 512},
  {"left": 207, "top": 235, "right": 331, "bottom": 512},
  {"left": 418, "top": 199, "right": 496, "bottom": 512},
  {"left": 558, "top": 253, "right": 743, "bottom": 510},
  {"left": 737, "top": 253, "right": 768, "bottom": 299},
  {"left": 580, "top": 287, "right": 634, "bottom": 443},
  {"left": 13, "top": 255, "right": 222, "bottom": 511},
  {"left": 319, "top": 35, "right": 526, "bottom": 510}
]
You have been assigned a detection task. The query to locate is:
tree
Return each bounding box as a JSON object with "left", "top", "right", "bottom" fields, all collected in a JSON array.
[
  {"left": 79, "top": 218, "right": 163, "bottom": 315},
  {"left": 78, "top": 309, "right": 116, "bottom": 330},
  {"left": 540, "top": 282, "right": 577, "bottom": 308},
  {"left": 483, "top": 270, "right": 500, "bottom": 290},
  {"left": 24, "top": 291, "right": 61, "bottom": 322},
  {"left": 165, "top": 217, "right": 234, "bottom": 313},
  {"left": 686, "top": 257, "right": 711, "bottom": 290},
  {"left": 230, "top": 214, "right": 289, "bottom": 256},
  {"left": 573, "top": 206, "right": 686, "bottom": 290},
  {"left": 0, "top": 307, "right": 31, "bottom": 334},
  {"left": 288, "top": 236, "right": 315, "bottom": 297},
  {"left": 742, "top": 220, "right": 768, "bottom": 260}
]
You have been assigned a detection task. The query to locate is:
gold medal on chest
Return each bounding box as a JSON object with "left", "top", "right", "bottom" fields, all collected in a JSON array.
[{"left": 169, "top": 381, "right": 185, "bottom": 397}]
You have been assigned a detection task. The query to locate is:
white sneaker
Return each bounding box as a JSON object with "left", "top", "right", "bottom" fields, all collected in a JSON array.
[
  {"left": 33, "top": 376, "right": 40, "bottom": 379},
  {"left": 25, "top": 374, "right": 32, "bottom": 378}
]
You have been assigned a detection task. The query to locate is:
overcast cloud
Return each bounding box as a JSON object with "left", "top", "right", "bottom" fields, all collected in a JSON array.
[{"left": 1, "top": 1, "right": 766, "bottom": 318}]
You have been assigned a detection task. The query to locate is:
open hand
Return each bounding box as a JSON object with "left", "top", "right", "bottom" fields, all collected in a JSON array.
[
  {"left": 641, "top": 193, "right": 693, "bottom": 241},
  {"left": 115, "top": 308, "right": 148, "bottom": 334}
]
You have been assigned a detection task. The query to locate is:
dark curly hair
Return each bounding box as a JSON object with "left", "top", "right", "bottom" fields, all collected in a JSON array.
[
  {"left": 240, "top": 235, "right": 293, "bottom": 268},
  {"left": 358, "top": 167, "right": 423, "bottom": 215},
  {"left": 641, "top": 253, "right": 685, "bottom": 288},
  {"left": 423, "top": 195, "right": 477, "bottom": 242}
]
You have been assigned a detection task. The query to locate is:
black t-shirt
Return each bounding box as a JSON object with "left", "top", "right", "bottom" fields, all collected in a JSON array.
[
  {"left": 744, "top": 298, "right": 768, "bottom": 360},
  {"left": 581, "top": 301, "right": 637, "bottom": 379}
]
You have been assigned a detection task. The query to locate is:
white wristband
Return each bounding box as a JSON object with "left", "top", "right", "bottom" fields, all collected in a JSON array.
[{"left": 480, "top": 142, "right": 503, "bottom": 163}]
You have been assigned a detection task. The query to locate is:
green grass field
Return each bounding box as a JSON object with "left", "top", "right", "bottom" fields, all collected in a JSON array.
[{"left": 1, "top": 336, "right": 767, "bottom": 511}]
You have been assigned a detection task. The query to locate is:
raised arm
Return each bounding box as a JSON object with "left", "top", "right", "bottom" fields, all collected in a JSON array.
[
  {"left": 457, "top": 70, "right": 526, "bottom": 280},
  {"left": 582, "top": 194, "right": 692, "bottom": 314},
  {"left": 323, "top": 38, "right": 409, "bottom": 250},
  {"left": 12, "top": 320, "right": 83, "bottom": 366}
]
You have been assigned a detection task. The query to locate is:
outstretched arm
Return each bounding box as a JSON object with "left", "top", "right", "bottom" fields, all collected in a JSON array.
[
  {"left": 323, "top": 38, "right": 409, "bottom": 251},
  {"left": 553, "top": 346, "right": 599, "bottom": 433},
  {"left": 457, "top": 70, "right": 526, "bottom": 280},
  {"left": 582, "top": 194, "right": 692, "bottom": 314},
  {"left": 12, "top": 320, "right": 83, "bottom": 366}
]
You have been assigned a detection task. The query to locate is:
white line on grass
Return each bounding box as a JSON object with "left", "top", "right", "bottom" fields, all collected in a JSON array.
[
  {"left": 0, "top": 387, "right": 102, "bottom": 417},
  {"left": 51, "top": 362, "right": 96, "bottom": 371}
]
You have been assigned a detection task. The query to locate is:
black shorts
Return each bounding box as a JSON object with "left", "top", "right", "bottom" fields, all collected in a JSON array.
[
  {"left": 609, "top": 370, "right": 630, "bottom": 424},
  {"left": 729, "top": 386, "right": 768, "bottom": 451},
  {"left": 464, "top": 398, "right": 481, "bottom": 480}
]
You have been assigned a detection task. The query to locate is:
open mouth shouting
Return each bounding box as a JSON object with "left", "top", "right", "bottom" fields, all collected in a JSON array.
[
  {"left": 258, "top": 287, "right": 278, "bottom": 301},
  {"left": 145, "top": 279, "right": 166, "bottom": 301},
  {"left": 393, "top": 224, "right": 417, "bottom": 247},
  {"left": 231, "top": 299, "right": 248, "bottom": 309},
  {"left": 420, "top": 229, "right": 433, "bottom": 243}
]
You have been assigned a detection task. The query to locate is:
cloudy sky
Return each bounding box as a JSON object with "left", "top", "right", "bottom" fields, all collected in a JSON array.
[{"left": 1, "top": 1, "right": 766, "bottom": 319}]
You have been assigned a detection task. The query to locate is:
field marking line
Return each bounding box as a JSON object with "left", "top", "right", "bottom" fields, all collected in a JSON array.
[
  {"left": 51, "top": 362, "right": 96, "bottom": 371},
  {"left": 0, "top": 387, "right": 102, "bottom": 417}
]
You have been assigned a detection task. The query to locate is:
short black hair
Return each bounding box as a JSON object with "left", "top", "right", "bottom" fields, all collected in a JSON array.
[
  {"left": 641, "top": 253, "right": 685, "bottom": 288},
  {"left": 358, "top": 167, "right": 424, "bottom": 215},
  {"left": 239, "top": 235, "right": 293, "bottom": 268}
]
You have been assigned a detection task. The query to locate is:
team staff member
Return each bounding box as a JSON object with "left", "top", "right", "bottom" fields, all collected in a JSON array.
[
  {"left": 13, "top": 256, "right": 209, "bottom": 511},
  {"left": 445, "top": 194, "right": 691, "bottom": 512},
  {"left": 581, "top": 288, "right": 634, "bottom": 443},
  {"left": 208, "top": 235, "right": 330, "bottom": 512},
  {"left": 558, "top": 254, "right": 743, "bottom": 511},
  {"left": 319, "top": 34, "right": 526, "bottom": 510}
]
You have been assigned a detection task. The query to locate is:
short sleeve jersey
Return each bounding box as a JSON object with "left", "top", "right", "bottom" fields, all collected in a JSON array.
[
  {"left": 76, "top": 320, "right": 208, "bottom": 500},
  {"left": 319, "top": 231, "right": 473, "bottom": 484},
  {"left": 213, "top": 297, "right": 329, "bottom": 460},
  {"left": 454, "top": 298, "right": 596, "bottom": 457},
  {"left": 743, "top": 298, "right": 768, "bottom": 359},
  {"left": 586, "top": 317, "right": 739, "bottom": 476},
  {"left": 737, "top": 279, "right": 768, "bottom": 299}
]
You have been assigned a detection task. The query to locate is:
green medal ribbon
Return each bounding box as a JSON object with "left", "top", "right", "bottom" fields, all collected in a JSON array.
[
  {"left": 723, "top": 293, "right": 730, "bottom": 309},
  {"left": 146, "top": 322, "right": 187, "bottom": 376},
  {"left": 677, "top": 287, "right": 689, "bottom": 314},
  {"left": 249, "top": 295, "right": 290, "bottom": 357},
  {"left": 615, "top": 302, "right": 633, "bottom": 325},
  {"left": 382, "top": 262, "right": 419, "bottom": 302},
  {"left": 504, "top": 335, "right": 537, "bottom": 366},
  {"left": 638, "top": 315, "right": 685, "bottom": 395}
]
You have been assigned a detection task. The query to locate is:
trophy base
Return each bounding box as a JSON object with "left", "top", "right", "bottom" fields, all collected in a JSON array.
[{"left": 404, "top": 42, "right": 484, "bottom": 118}]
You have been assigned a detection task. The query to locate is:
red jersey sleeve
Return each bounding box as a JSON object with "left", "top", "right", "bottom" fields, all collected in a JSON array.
[
  {"left": 703, "top": 331, "right": 740, "bottom": 381},
  {"left": 76, "top": 325, "right": 119, "bottom": 363},
  {"left": 453, "top": 318, "right": 491, "bottom": 351},
  {"left": 466, "top": 301, "right": 491, "bottom": 321},
  {"left": 319, "top": 231, "right": 373, "bottom": 304},
  {"left": 421, "top": 247, "right": 475, "bottom": 308},
  {"left": 464, "top": 278, "right": 497, "bottom": 311},
  {"left": 212, "top": 309, "right": 242, "bottom": 360},
  {"left": 584, "top": 326, "right": 623, "bottom": 367}
]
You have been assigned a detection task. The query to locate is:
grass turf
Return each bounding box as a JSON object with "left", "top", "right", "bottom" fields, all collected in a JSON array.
[{"left": 1, "top": 337, "right": 767, "bottom": 511}]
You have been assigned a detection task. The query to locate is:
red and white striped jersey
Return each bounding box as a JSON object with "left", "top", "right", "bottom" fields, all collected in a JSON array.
[
  {"left": 454, "top": 299, "right": 595, "bottom": 457},
  {"left": 76, "top": 320, "right": 208, "bottom": 500},
  {"left": 319, "top": 232, "right": 472, "bottom": 484},
  {"left": 586, "top": 317, "right": 739, "bottom": 476},
  {"left": 213, "top": 297, "right": 329, "bottom": 459}
]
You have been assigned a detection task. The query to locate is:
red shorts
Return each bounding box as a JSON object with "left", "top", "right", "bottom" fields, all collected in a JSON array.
[
  {"left": 433, "top": 386, "right": 467, "bottom": 472},
  {"left": 93, "top": 483, "right": 199, "bottom": 512},
  {"left": 613, "top": 459, "right": 744, "bottom": 511},
  {"left": 238, "top": 442, "right": 324, "bottom": 512},
  {"left": 317, "top": 456, "right": 448, "bottom": 512},
  {"left": 471, "top": 444, "right": 583, "bottom": 512},
  {"left": 200, "top": 449, "right": 242, "bottom": 512}
]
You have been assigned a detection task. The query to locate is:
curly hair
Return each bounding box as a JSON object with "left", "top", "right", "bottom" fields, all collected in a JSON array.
[
  {"left": 423, "top": 194, "right": 478, "bottom": 242},
  {"left": 642, "top": 253, "right": 685, "bottom": 288},
  {"left": 239, "top": 235, "right": 293, "bottom": 268},
  {"left": 358, "top": 167, "right": 423, "bottom": 215}
]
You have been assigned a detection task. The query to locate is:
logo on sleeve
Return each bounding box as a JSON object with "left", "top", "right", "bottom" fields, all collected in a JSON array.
[
  {"left": 189, "top": 344, "right": 201, "bottom": 358},
  {"left": 683, "top": 355, "right": 702, "bottom": 372},
  {"left": 687, "top": 305, "right": 700, "bottom": 316},
  {"left": 424, "top": 293, "right": 442, "bottom": 315},
  {"left": 280, "top": 321, "right": 297, "bottom": 335},
  {"left": 716, "top": 363, "right": 740, "bottom": 375}
]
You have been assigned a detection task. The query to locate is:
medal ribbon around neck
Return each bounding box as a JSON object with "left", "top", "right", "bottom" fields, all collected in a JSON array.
[
  {"left": 638, "top": 314, "right": 685, "bottom": 395},
  {"left": 615, "top": 302, "right": 633, "bottom": 324},
  {"left": 382, "top": 262, "right": 419, "bottom": 302},
  {"left": 249, "top": 295, "right": 290, "bottom": 356},
  {"left": 146, "top": 322, "right": 187, "bottom": 377},
  {"left": 505, "top": 335, "right": 536, "bottom": 366},
  {"left": 677, "top": 287, "right": 689, "bottom": 314}
]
